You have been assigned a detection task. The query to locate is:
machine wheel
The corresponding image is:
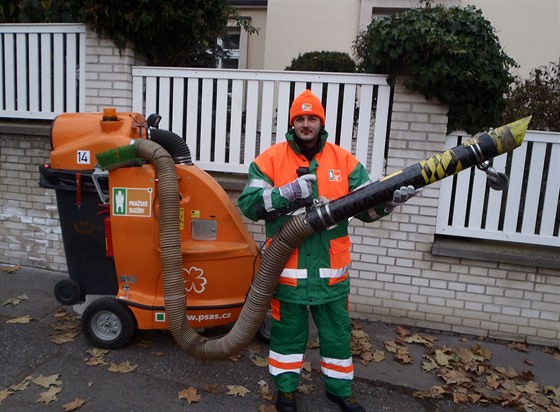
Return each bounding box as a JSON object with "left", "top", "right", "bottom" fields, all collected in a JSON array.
[
  {"left": 54, "top": 279, "right": 82, "bottom": 305},
  {"left": 256, "top": 308, "right": 272, "bottom": 344},
  {"left": 82, "top": 297, "right": 137, "bottom": 349},
  {"left": 488, "top": 172, "right": 509, "bottom": 191}
]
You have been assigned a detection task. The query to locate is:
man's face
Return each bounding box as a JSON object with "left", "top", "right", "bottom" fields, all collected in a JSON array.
[{"left": 293, "top": 115, "right": 321, "bottom": 147}]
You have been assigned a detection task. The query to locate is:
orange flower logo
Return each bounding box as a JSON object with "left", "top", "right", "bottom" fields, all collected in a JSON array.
[{"left": 183, "top": 266, "right": 207, "bottom": 294}]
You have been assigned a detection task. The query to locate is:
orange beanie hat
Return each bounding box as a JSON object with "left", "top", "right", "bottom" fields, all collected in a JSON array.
[{"left": 289, "top": 89, "right": 325, "bottom": 126}]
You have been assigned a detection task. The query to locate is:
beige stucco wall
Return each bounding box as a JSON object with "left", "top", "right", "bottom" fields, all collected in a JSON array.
[
  {"left": 263, "top": 0, "right": 361, "bottom": 70},
  {"left": 260, "top": 0, "right": 559, "bottom": 79},
  {"left": 243, "top": 9, "right": 268, "bottom": 70},
  {"left": 467, "top": 0, "right": 559, "bottom": 79}
]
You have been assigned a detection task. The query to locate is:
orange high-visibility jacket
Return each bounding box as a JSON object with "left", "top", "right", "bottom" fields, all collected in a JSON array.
[{"left": 238, "top": 129, "right": 377, "bottom": 305}]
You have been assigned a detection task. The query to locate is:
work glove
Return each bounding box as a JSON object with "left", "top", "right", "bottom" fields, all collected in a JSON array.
[
  {"left": 385, "top": 185, "right": 419, "bottom": 213},
  {"left": 279, "top": 174, "right": 316, "bottom": 202},
  {"left": 368, "top": 185, "right": 419, "bottom": 219}
]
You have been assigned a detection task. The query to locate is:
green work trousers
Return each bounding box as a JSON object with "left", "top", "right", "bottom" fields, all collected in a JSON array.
[{"left": 270, "top": 296, "right": 353, "bottom": 397}]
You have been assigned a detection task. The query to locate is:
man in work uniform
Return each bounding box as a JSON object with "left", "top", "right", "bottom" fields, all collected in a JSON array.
[{"left": 238, "top": 89, "right": 417, "bottom": 412}]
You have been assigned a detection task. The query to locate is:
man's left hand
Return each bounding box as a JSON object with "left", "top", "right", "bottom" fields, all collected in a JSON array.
[{"left": 385, "top": 185, "right": 420, "bottom": 213}]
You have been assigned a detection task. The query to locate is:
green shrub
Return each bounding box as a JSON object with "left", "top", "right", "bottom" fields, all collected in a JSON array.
[
  {"left": 1, "top": 0, "right": 257, "bottom": 68},
  {"left": 503, "top": 62, "right": 560, "bottom": 131},
  {"left": 286, "top": 51, "right": 356, "bottom": 73},
  {"left": 353, "top": 1, "right": 517, "bottom": 134}
]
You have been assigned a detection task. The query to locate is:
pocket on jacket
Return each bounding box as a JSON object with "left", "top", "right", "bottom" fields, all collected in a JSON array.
[{"left": 329, "top": 236, "right": 351, "bottom": 268}]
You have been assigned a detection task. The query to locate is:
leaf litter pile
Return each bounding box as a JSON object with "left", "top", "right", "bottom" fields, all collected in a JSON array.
[
  {"left": 2, "top": 279, "right": 559, "bottom": 411},
  {"left": 351, "top": 321, "right": 560, "bottom": 412}
]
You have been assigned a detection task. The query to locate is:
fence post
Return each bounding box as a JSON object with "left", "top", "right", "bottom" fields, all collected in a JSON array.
[{"left": 84, "top": 28, "right": 145, "bottom": 113}]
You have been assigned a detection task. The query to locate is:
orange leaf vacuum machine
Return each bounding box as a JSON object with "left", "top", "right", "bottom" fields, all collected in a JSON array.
[{"left": 39, "top": 108, "right": 530, "bottom": 360}]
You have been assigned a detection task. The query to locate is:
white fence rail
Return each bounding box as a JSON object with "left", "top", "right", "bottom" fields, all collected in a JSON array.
[
  {"left": 0, "top": 23, "right": 86, "bottom": 120},
  {"left": 132, "top": 67, "right": 391, "bottom": 177},
  {"left": 436, "top": 131, "right": 560, "bottom": 247}
]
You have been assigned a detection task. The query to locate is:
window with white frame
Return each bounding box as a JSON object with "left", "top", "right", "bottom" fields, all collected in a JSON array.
[{"left": 216, "top": 22, "right": 248, "bottom": 69}]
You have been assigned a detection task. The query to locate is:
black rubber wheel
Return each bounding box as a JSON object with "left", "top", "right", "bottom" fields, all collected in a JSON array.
[
  {"left": 488, "top": 172, "right": 509, "bottom": 191},
  {"left": 54, "top": 279, "right": 82, "bottom": 305},
  {"left": 82, "top": 297, "right": 137, "bottom": 349},
  {"left": 256, "top": 308, "right": 272, "bottom": 344}
]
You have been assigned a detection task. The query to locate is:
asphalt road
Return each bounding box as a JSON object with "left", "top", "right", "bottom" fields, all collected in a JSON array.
[{"left": 2, "top": 266, "right": 557, "bottom": 411}]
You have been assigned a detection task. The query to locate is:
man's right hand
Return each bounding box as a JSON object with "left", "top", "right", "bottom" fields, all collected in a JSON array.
[{"left": 279, "top": 174, "right": 316, "bottom": 202}]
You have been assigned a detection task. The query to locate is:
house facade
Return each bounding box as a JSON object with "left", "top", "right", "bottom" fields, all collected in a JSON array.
[{"left": 234, "top": 0, "right": 559, "bottom": 79}]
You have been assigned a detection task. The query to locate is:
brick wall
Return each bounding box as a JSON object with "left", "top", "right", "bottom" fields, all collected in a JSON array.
[
  {"left": 0, "top": 124, "right": 66, "bottom": 272},
  {"left": 84, "top": 29, "right": 145, "bottom": 113}
]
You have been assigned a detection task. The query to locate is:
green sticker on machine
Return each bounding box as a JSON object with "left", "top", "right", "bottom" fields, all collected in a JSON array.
[{"left": 112, "top": 188, "right": 152, "bottom": 217}]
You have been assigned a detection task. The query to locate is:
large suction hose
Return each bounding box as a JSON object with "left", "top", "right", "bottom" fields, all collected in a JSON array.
[
  {"left": 134, "top": 116, "right": 529, "bottom": 360},
  {"left": 148, "top": 128, "right": 193, "bottom": 165}
]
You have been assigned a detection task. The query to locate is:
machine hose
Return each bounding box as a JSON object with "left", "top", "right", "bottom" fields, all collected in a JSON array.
[
  {"left": 133, "top": 116, "right": 530, "bottom": 360},
  {"left": 133, "top": 138, "right": 315, "bottom": 359},
  {"left": 148, "top": 128, "right": 193, "bottom": 165}
]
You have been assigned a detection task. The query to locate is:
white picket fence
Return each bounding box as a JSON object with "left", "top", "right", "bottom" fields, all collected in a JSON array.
[
  {"left": 132, "top": 67, "right": 391, "bottom": 178},
  {"left": 436, "top": 131, "right": 560, "bottom": 247},
  {"left": 0, "top": 23, "right": 86, "bottom": 119}
]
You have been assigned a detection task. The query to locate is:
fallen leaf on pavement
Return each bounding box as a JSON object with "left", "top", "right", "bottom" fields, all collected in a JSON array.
[
  {"left": 471, "top": 343, "right": 492, "bottom": 360},
  {"left": 0, "top": 388, "right": 14, "bottom": 401},
  {"left": 108, "top": 361, "right": 137, "bottom": 373},
  {"left": 515, "top": 381, "right": 540, "bottom": 395},
  {"left": 384, "top": 340, "right": 402, "bottom": 354},
  {"left": 453, "top": 392, "right": 471, "bottom": 404},
  {"left": 351, "top": 319, "right": 364, "bottom": 330},
  {"left": 0, "top": 264, "right": 21, "bottom": 273},
  {"left": 33, "top": 374, "right": 62, "bottom": 388},
  {"left": 359, "top": 349, "right": 385, "bottom": 365},
  {"left": 495, "top": 366, "right": 518, "bottom": 379},
  {"left": 226, "top": 385, "right": 250, "bottom": 397},
  {"left": 307, "top": 337, "right": 320, "bottom": 349},
  {"left": 438, "top": 368, "right": 472, "bottom": 385},
  {"left": 36, "top": 386, "right": 62, "bottom": 404},
  {"left": 257, "top": 379, "right": 273, "bottom": 400},
  {"left": 508, "top": 342, "right": 528, "bottom": 352},
  {"left": 543, "top": 385, "right": 560, "bottom": 399},
  {"left": 394, "top": 347, "right": 413, "bottom": 364},
  {"left": 51, "top": 332, "right": 79, "bottom": 344},
  {"left": 10, "top": 376, "right": 32, "bottom": 391},
  {"left": 259, "top": 404, "right": 277, "bottom": 412},
  {"left": 297, "top": 383, "right": 315, "bottom": 395},
  {"left": 485, "top": 373, "right": 501, "bottom": 389},
  {"left": 86, "top": 356, "right": 107, "bottom": 366},
  {"left": 401, "top": 333, "right": 436, "bottom": 348},
  {"left": 422, "top": 357, "right": 439, "bottom": 372},
  {"left": 2, "top": 293, "right": 28, "bottom": 306},
  {"left": 63, "top": 397, "right": 85, "bottom": 411},
  {"left": 87, "top": 348, "right": 110, "bottom": 357},
  {"left": 251, "top": 355, "right": 269, "bottom": 367},
  {"left": 395, "top": 325, "right": 411, "bottom": 337},
  {"left": 412, "top": 385, "right": 446, "bottom": 399},
  {"left": 178, "top": 387, "right": 201, "bottom": 404},
  {"left": 6, "top": 315, "right": 32, "bottom": 324},
  {"left": 86, "top": 348, "right": 109, "bottom": 365},
  {"left": 203, "top": 383, "right": 221, "bottom": 393},
  {"left": 433, "top": 347, "right": 454, "bottom": 366}
]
